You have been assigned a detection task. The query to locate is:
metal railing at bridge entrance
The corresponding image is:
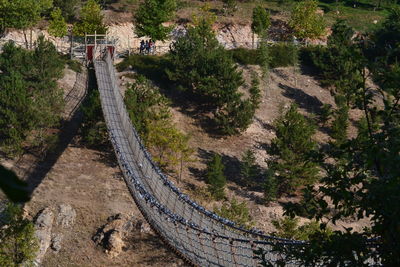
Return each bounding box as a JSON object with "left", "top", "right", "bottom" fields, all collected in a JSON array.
[{"left": 93, "top": 50, "right": 380, "bottom": 266}]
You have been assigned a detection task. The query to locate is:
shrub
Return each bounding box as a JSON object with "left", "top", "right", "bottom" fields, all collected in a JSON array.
[
  {"left": 272, "top": 217, "right": 332, "bottom": 240},
  {"left": 214, "top": 198, "right": 254, "bottom": 229},
  {"left": 269, "top": 43, "right": 299, "bottom": 68}
]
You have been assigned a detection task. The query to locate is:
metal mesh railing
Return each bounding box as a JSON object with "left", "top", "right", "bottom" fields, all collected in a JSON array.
[{"left": 93, "top": 50, "right": 379, "bottom": 266}]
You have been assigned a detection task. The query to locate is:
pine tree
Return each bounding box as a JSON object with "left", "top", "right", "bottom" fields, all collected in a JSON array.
[
  {"left": 206, "top": 154, "right": 226, "bottom": 200},
  {"left": 240, "top": 149, "right": 258, "bottom": 186},
  {"left": 134, "top": 0, "right": 176, "bottom": 41},
  {"left": 48, "top": 7, "right": 68, "bottom": 38},
  {"left": 312, "top": 20, "right": 363, "bottom": 106},
  {"left": 251, "top": 6, "right": 270, "bottom": 38},
  {"left": 0, "top": 203, "right": 39, "bottom": 266},
  {"left": 330, "top": 96, "right": 349, "bottom": 145},
  {"left": 73, "top": 0, "right": 107, "bottom": 36},
  {"left": 268, "top": 104, "right": 319, "bottom": 195},
  {"left": 168, "top": 18, "right": 258, "bottom": 134}
]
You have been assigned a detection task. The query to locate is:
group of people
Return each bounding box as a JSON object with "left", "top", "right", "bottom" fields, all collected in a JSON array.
[{"left": 139, "top": 39, "right": 155, "bottom": 54}]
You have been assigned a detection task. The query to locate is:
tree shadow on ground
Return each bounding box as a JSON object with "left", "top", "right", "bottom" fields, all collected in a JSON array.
[
  {"left": 189, "top": 148, "right": 267, "bottom": 194},
  {"left": 279, "top": 83, "right": 323, "bottom": 115}
]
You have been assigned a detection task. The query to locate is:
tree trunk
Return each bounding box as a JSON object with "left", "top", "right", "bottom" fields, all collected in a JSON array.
[{"left": 23, "top": 29, "right": 29, "bottom": 49}]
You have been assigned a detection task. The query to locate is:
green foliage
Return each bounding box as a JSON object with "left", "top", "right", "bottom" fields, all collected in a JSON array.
[
  {"left": 73, "top": 0, "right": 107, "bottom": 36},
  {"left": 214, "top": 198, "right": 254, "bottom": 229},
  {"left": 251, "top": 6, "right": 270, "bottom": 36},
  {"left": 373, "top": 6, "right": 400, "bottom": 62},
  {"left": 0, "top": 38, "right": 64, "bottom": 155},
  {"left": 124, "top": 74, "right": 192, "bottom": 173},
  {"left": 311, "top": 20, "right": 364, "bottom": 106},
  {"left": 264, "top": 170, "right": 278, "bottom": 204},
  {"left": 53, "top": 0, "right": 80, "bottom": 22},
  {"left": 272, "top": 217, "right": 332, "bottom": 241},
  {"left": 48, "top": 7, "right": 68, "bottom": 38},
  {"left": 240, "top": 150, "right": 258, "bottom": 186},
  {"left": 168, "top": 19, "right": 258, "bottom": 135},
  {"left": 269, "top": 42, "right": 299, "bottom": 68},
  {"left": 0, "top": 0, "right": 52, "bottom": 46},
  {"left": 134, "top": 0, "right": 176, "bottom": 41},
  {"left": 330, "top": 96, "right": 349, "bottom": 145},
  {"left": 0, "top": 203, "right": 39, "bottom": 266},
  {"left": 222, "top": 0, "right": 236, "bottom": 16},
  {"left": 289, "top": 0, "right": 326, "bottom": 39},
  {"left": 319, "top": 103, "right": 332, "bottom": 125},
  {"left": 0, "top": 166, "right": 30, "bottom": 203},
  {"left": 268, "top": 104, "right": 319, "bottom": 195},
  {"left": 206, "top": 153, "right": 226, "bottom": 200}
]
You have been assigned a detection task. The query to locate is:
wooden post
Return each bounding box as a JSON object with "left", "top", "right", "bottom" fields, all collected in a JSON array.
[
  {"left": 94, "top": 31, "right": 97, "bottom": 60},
  {"left": 84, "top": 33, "right": 87, "bottom": 62}
]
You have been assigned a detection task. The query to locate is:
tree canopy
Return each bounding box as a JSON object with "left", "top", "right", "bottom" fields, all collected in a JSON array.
[
  {"left": 134, "top": 0, "right": 176, "bottom": 41},
  {"left": 289, "top": 0, "right": 326, "bottom": 40},
  {"left": 73, "top": 0, "right": 107, "bottom": 36}
]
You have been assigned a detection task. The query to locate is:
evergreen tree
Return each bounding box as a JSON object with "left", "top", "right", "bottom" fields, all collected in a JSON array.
[
  {"left": 312, "top": 20, "right": 364, "bottom": 106},
  {"left": 268, "top": 104, "right": 319, "bottom": 195},
  {"left": 73, "top": 0, "right": 107, "bottom": 36},
  {"left": 330, "top": 96, "right": 349, "bottom": 145},
  {"left": 168, "top": 18, "right": 257, "bottom": 134},
  {"left": 0, "top": 203, "right": 39, "bottom": 266},
  {"left": 134, "top": 0, "right": 176, "bottom": 41},
  {"left": 48, "top": 7, "right": 68, "bottom": 38},
  {"left": 251, "top": 6, "right": 270, "bottom": 38},
  {"left": 240, "top": 149, "right": 258, "bottom": 186},
  {"left": 0, "top": 0, "right": 52, "bottom": 48},
  {"left": 0, "top": 40, "right": 65, "bottom": 155},
  {"left": 206, "top": 153, "right": 226, "bottom": 200},
  {"left": 264, "top": 170, "right": 278, "bottom": 204},
  {"left": 0, "top": 72, "right": 34, "bottom": 155},
  {"left": 53, "top": 0, "right": 80, "bottom": 22},
  {"left": 289, "top": 0, "right": 326, "bottom": 40}
]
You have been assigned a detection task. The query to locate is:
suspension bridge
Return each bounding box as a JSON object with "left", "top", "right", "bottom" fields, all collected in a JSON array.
[{"left": 93, "top": 49, "right": 379, "bottom": 266}]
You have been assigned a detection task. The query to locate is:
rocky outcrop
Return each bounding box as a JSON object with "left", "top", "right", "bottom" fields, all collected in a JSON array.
[
  {"left": 93, "top": 213, "right": 151, "bottom": 258},
  {"left": 56, "top": 204, "right": 76, "bottom": 228},
  {"left": 33, "top": 204, "right": 76, "bottom": 263},
  {"left": 34, "top": 208, "right": 54, "bottom": 264}
]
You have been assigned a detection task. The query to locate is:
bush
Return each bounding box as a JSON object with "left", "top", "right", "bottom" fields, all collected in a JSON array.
[
  {"left": 269, "top": 43, "right": 299, "bottom": 68},
  {"left": 229, "top": 48, "right": 260, "bottom": 65},
  {"left": 272, "top": 217, "right": 332, "bottom": 240},
  {"left": 214, "top": 198, "right": 254, "bottom": 229}
]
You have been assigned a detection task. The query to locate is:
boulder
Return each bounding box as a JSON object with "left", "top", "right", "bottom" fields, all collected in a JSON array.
[
  {"left": 34, "top": 207, "right": 54, "bottom": 264},
  {"left": 56, "top": 204, "right": 76, "bottom": 228}
]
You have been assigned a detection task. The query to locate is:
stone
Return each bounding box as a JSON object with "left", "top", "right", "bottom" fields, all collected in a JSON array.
[
  {"left": 51, "top": 233, "right": 63, "bottom": 252},
  {"left": 34, "top": 207, "right": 54, "bottom": 264},
  {"left": 56, "top": 204, "right": 76, "bottom": 228},
  {"left": 105, "top": 230, "right": 124, "bottom": 258}
]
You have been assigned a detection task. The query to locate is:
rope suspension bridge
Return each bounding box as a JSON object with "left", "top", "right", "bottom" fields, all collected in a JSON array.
[{"left": 93, "top": 50, "right": 378, "bottom": 267}]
